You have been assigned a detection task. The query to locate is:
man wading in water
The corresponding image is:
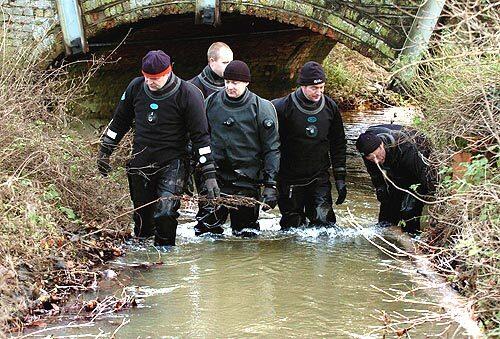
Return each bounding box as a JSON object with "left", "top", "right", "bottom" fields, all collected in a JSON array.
[
  {"left": 195, "top": 60, "right": 280, "bottom": 237},
  {"left": 187, "top": 42, "right": 234, "bottom": 200},
  {"left": 272, "top": 61, "right": 347, "bottom": 230},
  {"left": 97, "top": 50, "right": 220, "bottom": 248}
]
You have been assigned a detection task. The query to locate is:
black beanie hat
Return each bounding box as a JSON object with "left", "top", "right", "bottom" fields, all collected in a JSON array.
[
  {"left": 142, "top": 50, "right": 171, "bottom": 77},
  {"left": 298, "top": 61, "right": 326, "bottom": 86},
  {"left": 223, "top": 60, "right": 251, "bottom": 82},
  {"left": 356, "top": 132, "right": 383, "bottom": 156}
]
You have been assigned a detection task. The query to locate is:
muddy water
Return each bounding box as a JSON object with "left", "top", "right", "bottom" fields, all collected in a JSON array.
[{"left": 43, "top": 107, "right": 467, "bottom": 337}]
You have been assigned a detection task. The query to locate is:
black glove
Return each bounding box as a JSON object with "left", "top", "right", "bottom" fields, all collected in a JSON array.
[
  {"left": 335, "top": 179, "right": 347, "bottom": 205},
  {"left": 400, "top": 193, "right": 417, "bottom": 214},
  {"left": 261, "top": 186, "right": 278, "bottom": 211},
  {"left": 205, "top": 178, "right": 220, "bottom": 199},
  {"left": 97, "top": 151, "right": 112, "bottom": 177},
  {"left": 375, "top": 186, "right": 390, "bottom": 202}
]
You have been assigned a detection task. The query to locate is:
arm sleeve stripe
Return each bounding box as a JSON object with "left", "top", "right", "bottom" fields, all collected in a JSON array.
[
  {"left": 106, "top": 129, "right": 118, "bottom": 139},
  {"left": 199, "top": 146, "right": 211, "bottom": 155}
]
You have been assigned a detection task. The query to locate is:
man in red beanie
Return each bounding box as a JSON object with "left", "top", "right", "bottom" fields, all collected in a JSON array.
[
  {"left": 272, "top": 61, "right": 347, "bottom": 230},
  {"left": 356, "top": 124, "right": 434, "bottom": 234},
  {"left": 194, "top": 60, "right": 280, "bottom": 237},
  {"left": 97, "top": 50, "right": 220, "bottom": 248}
]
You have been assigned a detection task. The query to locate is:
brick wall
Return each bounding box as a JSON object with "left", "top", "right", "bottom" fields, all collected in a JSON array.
[{"left": 0, "top": 0, "right": 61, "bottom": 58}]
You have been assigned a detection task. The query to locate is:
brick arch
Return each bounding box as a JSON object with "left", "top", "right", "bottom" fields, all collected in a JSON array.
[{"left": 81, "top": 0, "right": 418, "bottom": 69}]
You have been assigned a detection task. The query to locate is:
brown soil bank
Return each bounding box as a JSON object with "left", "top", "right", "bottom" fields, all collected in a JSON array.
[{"left": 322, "top": 44, "right": 404, "bottom": 111}]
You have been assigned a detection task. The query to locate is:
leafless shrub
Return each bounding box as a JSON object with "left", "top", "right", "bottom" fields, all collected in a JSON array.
[
  {"left": 406, "top": 0, "right": 499, "bottom": 335},
  {"left": 0, "top": 45, "right": 131, "bottom": 333}
]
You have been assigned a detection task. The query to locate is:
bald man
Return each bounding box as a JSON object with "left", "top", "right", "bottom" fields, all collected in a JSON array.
[{"left": 190, "top": 42, "right": 233, "bottom": 98}]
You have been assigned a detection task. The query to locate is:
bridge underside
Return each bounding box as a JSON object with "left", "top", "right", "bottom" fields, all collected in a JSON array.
[{"left": 77, "top": 14, "right": 335, "bottom": 118}]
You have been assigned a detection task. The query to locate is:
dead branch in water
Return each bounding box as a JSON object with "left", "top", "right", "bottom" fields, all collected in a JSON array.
[{"left": 345, "top": 208, "right": 483, "bottom": 338}]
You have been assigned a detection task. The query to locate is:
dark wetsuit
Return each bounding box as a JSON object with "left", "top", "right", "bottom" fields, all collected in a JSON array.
[
  {"left": 187, "top": 66, "right": 226, "bottom": 193},
  {"left": 195, "top": 89, "right": 280, "bottom": 236},
  {"left": 362, "top": 124, "right": 434, "bottom": 233},
  {"left": 100, "top": 73, "right": 215, "bottom": 245},
  {"left": 189, "top": 65, "right": 225, "bottom": 99},
  {"left": 272, "top": 88, "right": 346, "bottom": 229}
]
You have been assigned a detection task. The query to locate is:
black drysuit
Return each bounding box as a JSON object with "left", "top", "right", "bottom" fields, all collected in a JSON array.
[
  {"left": 189, "top": 65, "right": 225, "bottom": 99},
  {"left": 188, "top": 66, "right": 226, "bottom": 193},
  {"left": 272, "top": 88, "right": 347, "bottom": 229},
  {"left": 362, "top": 124, "right": 434, "bottom": 233},
  {"left": 100, "top": 74, "right": 215, "bottom": 245},
  {"left": 195, "top": 89, "right": 280, "bottom": 235}
]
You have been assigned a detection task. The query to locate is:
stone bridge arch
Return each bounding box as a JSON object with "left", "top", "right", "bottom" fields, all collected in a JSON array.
[
  {"left": 81, "top": 0, "right": 418, "bottom": 69},
  {"left": 1, "top": 0, "right": 421, "bottom": 115},
  {"left": 71, "top": 0, "right": 418, "bottom": 112}
]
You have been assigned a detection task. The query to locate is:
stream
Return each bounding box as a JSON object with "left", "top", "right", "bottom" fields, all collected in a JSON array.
[{"left": 27, "top": 106, "right": 473, "bottom": 338}]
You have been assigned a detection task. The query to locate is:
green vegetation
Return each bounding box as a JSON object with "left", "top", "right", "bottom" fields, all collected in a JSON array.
[{"left": 322, "top": 44, "right": 406, "bottom": 109}]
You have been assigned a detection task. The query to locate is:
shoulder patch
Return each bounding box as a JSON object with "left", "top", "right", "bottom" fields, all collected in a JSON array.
[{"left": 263, "top": 118, "right": 275, "bottom": 129}]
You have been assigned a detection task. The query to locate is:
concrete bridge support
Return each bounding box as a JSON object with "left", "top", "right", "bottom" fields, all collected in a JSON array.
[{"left": 391, "top": 0, "right": 446, "bottom": 88}]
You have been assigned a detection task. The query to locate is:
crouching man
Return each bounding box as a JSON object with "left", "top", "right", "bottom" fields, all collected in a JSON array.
[{"left": 356, "top": 124, "right": 435, "bottom": 234}]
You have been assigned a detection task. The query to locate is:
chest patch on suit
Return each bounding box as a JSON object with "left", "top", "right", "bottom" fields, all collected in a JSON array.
[
  {"left": 305, "top": 125, "right": 318, "bottom": 138},
  {"left": 147, "top": 111, "right": 157, "bottom": 125},
  {"left": 150, "top": 103, "right": 159, "bottom": 110},
  {"left": 263, "top": 118, "right": 274, "bottom": 129},
  {"left": 223, "top": 117, "right": 235, "bottom": 127},
  {"left": 307, "top": 116, "right": 318, "bottom": 123}
]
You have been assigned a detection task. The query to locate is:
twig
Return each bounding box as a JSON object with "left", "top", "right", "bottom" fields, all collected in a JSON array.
[{"left": 110, "top": 317, "right": 130, "bottom": 338}]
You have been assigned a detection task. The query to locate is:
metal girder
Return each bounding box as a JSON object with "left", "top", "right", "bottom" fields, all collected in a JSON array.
[{"left": 55, "top": 0, "right": 88, "bottom": 55}]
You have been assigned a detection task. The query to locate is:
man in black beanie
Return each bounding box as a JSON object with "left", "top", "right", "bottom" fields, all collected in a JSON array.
[
  {"left": 195, "top": 60, "right": 280, "bottom": 237},
  {"left": 272, "top": 61, "right": 347, "bottom": 230},
  {"left": 356, "top": 124, "right": 435, "bottom": 234},
  {"left": 97, "top": 50, "right": 220, "bottom": 248}
]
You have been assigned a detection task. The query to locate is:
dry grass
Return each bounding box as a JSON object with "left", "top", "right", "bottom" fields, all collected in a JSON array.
[
  {"left": 0, "top": 49, "right": 131, "bottom": 333},
  {"left": 407, "top": 0, "right": 499, "bottom": 335}
]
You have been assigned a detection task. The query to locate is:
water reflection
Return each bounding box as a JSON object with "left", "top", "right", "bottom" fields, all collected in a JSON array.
[{"left": 50, "top": 225, "right": 452, "bottom": 338}]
